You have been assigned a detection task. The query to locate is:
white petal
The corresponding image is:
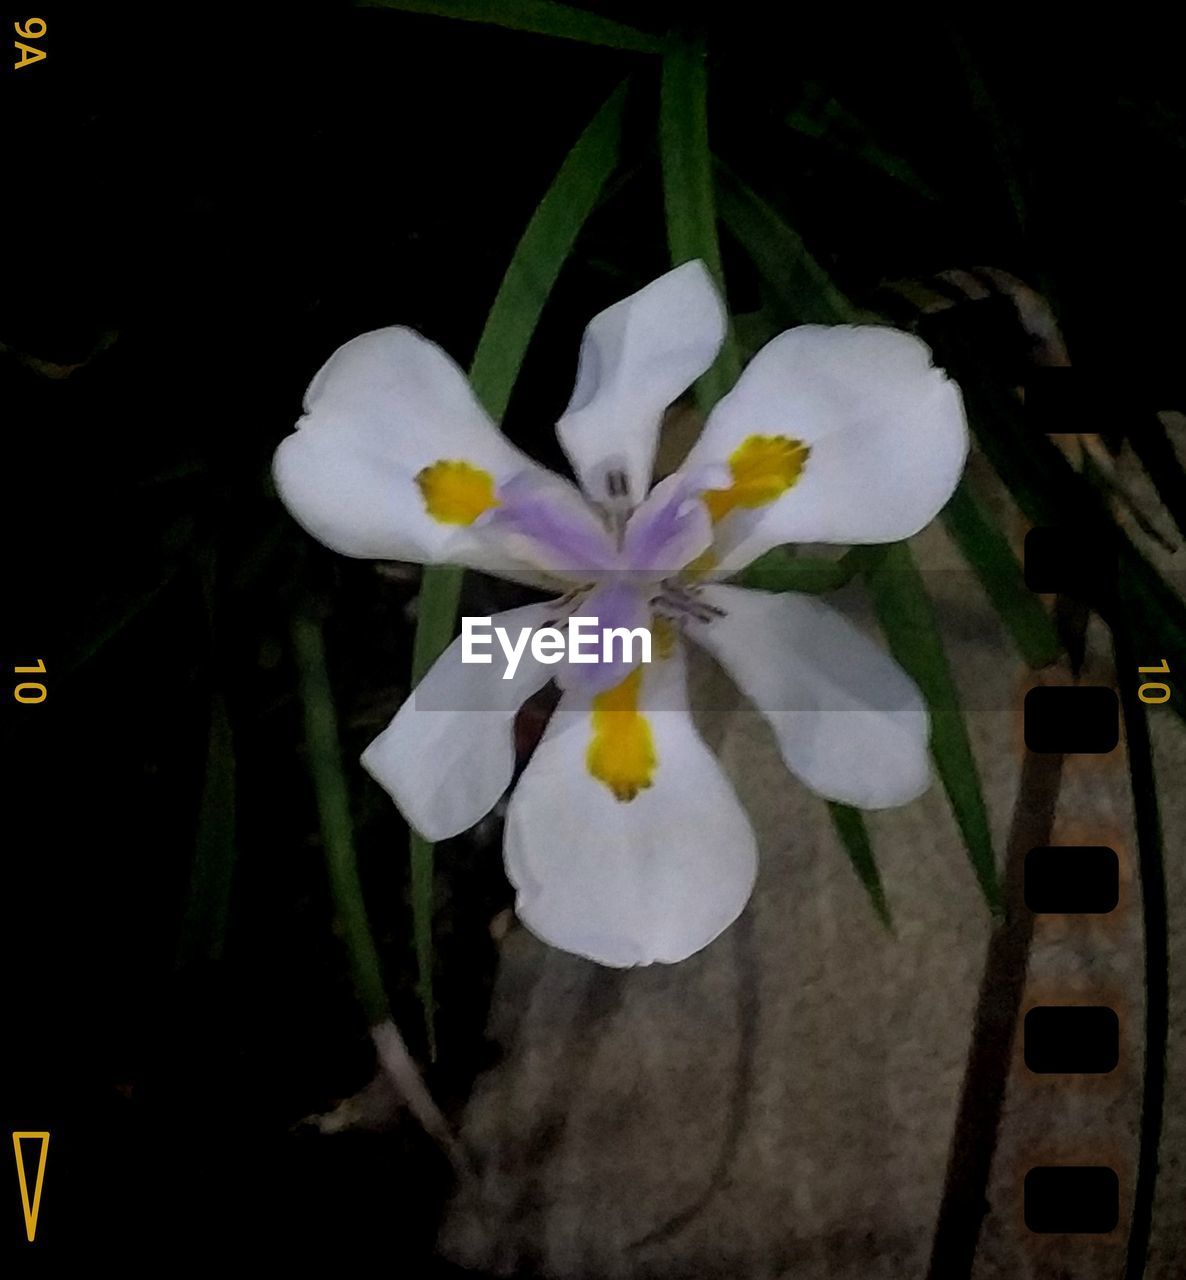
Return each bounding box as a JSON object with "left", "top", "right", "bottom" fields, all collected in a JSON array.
[
  {"left": 556, "top": 261, "right": 726, "bottom": 507},
  {"left": 504, "top": 644, "right": 757, "bottom": 966},
  {"left": 362, "top": 602, "right": 558, "bottom": 841},
  {"left": 683, "top": 325, "right": 968, "bottom": 572},
  {"left": 274, "top": 327, "right": 545, "bottom": 577},
  {"left": 691, "top": 584, "right": 931, "bottom": 809}
]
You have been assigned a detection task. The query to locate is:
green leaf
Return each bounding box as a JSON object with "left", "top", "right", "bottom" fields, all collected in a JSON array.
[
  {"left": 716, "top": 160, "right": 859, "bottom": 326},
  {"left": 355, "top": 0, "right": 666, "bottom": 53},
  {"left": 941, "top": 479, "right": 1061, "bottom": 670},
  {"left": 828, "top": 802, "right": 893, "bottom": 929},
  {"left": 176, "top": 691, "right": 237, "bottom": 967},
  {"left": 1127, "top": 415, "right": 1186, "bottom": 542},
  {"left": 469, "top": 80, "right": 629, "bottom": 420},
  {"left": 406, "top": 82, "right": 628, "bottom": 1055},
  {"left": 739, "top": 546, "right": 871, "bottom": 594},
  {"left": 948, "top": 28, "right": 1028, "bottom": 237},
  {"left": 784, "top": 94, "right": 940, "bottom": 201},
  {"left": 176, "top": 543, "right": 236, "bottom": 969},
  {"left": 293, "top": 612, "right": 390, "bottom": 1028},
  {"left": 659, "top": 37, "right": 740, "bottom": 411},
  {"left": 864, "top": 542, "right": 1002, "bottom": 913}
]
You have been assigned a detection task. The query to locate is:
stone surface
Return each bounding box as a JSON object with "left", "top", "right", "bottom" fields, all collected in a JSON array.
[{"left": 439, "top": 473, "right": 1186, "bottom": 1278}]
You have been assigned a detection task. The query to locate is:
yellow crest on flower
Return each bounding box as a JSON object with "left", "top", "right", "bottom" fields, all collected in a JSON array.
[
  {"left": 416, "top": 459, "right": 499, "bottom": 525},
  {"left": 702, "top": 434, "right": 810, "bottom": 523},
  {"left": 586, "top": 667, "right": 656, "bottom": 802}
]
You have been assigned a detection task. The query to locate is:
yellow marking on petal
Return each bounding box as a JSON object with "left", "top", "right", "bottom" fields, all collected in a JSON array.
[
  {"left": 683, "top": 547, "right": 718, "bottom": 578},
  {"left": 702, "top": 434, "right": 810, "bottom": 523},
  {"left": 586, "top": 667, "right": 656, "bottom": 803},
  {"left": 415, "top": 459, "right": 499, "bottom": 525},
  {"left": 651, "top": 616, "right": 676, "bottom": 660}
]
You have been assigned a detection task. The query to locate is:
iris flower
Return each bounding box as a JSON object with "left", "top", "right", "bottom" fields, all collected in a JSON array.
[{"left": 274, "top": 262, "right": 968, "bottom": 966}]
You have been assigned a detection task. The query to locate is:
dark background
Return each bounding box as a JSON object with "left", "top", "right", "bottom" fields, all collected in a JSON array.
[{"left": 2, "top": 3, "right": 1183, "bottom": 1266}]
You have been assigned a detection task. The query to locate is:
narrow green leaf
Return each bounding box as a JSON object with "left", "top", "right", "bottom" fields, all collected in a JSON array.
[
  {"left": 865, "top": 543, "right": 1002, "bottom": 912},
  {"left": 785, "top": 95, "right": 941, "bottom": 200},
  {"left": 469, "top": 80, "right": 628, "bottom": 420},
  {"left": 1128, "top": 415, "right": 1186, "bottom": 541},
  {"left": 176, "top": 543, "right": 236, "bottom": 968},
  {"left": 948, "top": 28, "right": 1028, "bottom": 237},
  {"left": 293, "top": 613, "right": 390, "bottom": 1028},
  {"left": 659, "top": 37, "right": 740, "bottom": 410},
  {"left": 941, "top": 480, "right": 1061, "bottom": 670},
  {"left": 715, "top": 161, "right": 858, "bottom": 326},
  {"left": 64, "top": 575, "right": 177, "bottom": 674},
  {"left": 410, "top": 565, "right": 466, "bottom": 688},
  {"left": 355, "top": 0, "right": 666, "bottom": 53},
  {"left": 739, "top": 546, "right": 872, "bottom": 595},
  {"left": 406, "top": 82, "right": 628, "bottom": 1055},
  {"left": 828, "top": 802, "right": 893, "bottom": 929},
  {"left": 176, "top": 691, "right": 237, "bottom": 967},
  {"left": 406, "top": 567, "right": 464, "bottom": 1060}
]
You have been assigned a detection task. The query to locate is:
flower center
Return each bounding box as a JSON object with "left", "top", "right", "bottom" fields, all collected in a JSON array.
[{"left": 702, "top": 433, "right": 810, "bottom": 523}]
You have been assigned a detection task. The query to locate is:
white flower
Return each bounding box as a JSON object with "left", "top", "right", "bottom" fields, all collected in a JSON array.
[{"left": 274, "top": 262, "right": 968, "bottom": 967}]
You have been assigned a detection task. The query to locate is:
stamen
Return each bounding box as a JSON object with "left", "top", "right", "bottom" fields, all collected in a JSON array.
[
  {"left": 605, "top": 468, "right": 631, "bottom": 501},
  {"left": 658, "top": 582, "right": 727, "bottom": 623},
  {"left": 598, "top": 464, "right": 634, "bottom": 543}
]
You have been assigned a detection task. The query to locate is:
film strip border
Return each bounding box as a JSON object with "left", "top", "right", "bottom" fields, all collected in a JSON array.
[
  {"left": 1019, "top": 367, "right": 1170, "bottom": 1249},
  {"left": 885, "top": 275, "right": 1180, "bottom": 1276}
]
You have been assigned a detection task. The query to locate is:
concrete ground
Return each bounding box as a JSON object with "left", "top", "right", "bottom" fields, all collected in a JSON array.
[{"left": 438, "top": 452, "right": 1186, "bottom": 1279}]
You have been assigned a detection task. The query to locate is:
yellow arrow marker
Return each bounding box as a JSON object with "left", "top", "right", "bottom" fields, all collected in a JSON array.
[{"left": 13, "top": 1132, "right": 50, "bottom": 1243}]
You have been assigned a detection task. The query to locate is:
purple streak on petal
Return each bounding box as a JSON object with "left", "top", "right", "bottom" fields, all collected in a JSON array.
[
  {"left": 480, "top": 470, "right": 621, "bottom": 576},
  {"left": 621, "top": 471, "right": 714, "bottom": 576},
  {"left": 557, "top": 579, "right": 651, "bottom": 695}
]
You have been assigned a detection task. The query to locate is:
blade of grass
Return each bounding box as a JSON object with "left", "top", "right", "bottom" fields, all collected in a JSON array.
[
  {"left": 292, "top": 613, "right": 466, "bottom": 1163},
  {"left": 293, "top": 612, "right": 390, "bottom": 1028},
  {"left": 406, "top": 82, "right": 628, "bottom": 1055},
  {"left": 468, "top": 80, "right": 629, "bottom": 420},
  {"left": 407, "top": 567, "right": 464, "bottom": 1056},
  {"left": 175, "top": 542, "right": 237, "bottom": 968},
  {"left": 1128, "top": 414, "right": 1186, "bottom": 542},
  {"left": 947, "top": 25, "right": 1027, "bottom": 239},
  {"left": 176, "top": 691, "right": 237, "bottom": 967},
  {"left": 355, "top": 0, "right": 666, "bottom": 53},
  {"left": 716, "top": 161, "right": 858, "bottom": 326},
  {"left": 784, "top": 94, "right": 940, "bottom": 200},
  {"left": 659, "top": 35, "right": 740, "bottom": 411},
  {"left": 828, "top": 803, "right": 892, "bottom": 929},
  {"left": 865, "top": 543, "right": 1002, "bottom": 912},
  {"left": 941, "top": 479, "right": 1061, "bottom": 670},
  {"left": 738, "top": 546, "right": 871, "bottom": 594}
]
